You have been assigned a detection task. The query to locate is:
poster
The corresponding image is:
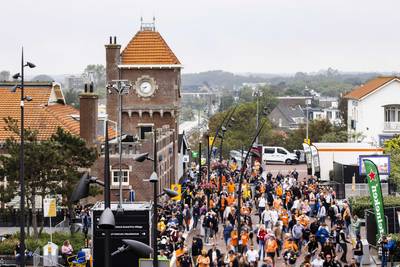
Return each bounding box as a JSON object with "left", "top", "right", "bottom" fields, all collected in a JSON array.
[
  {"left": 359, "top": 155, "right": 390, "bottom": 175},
  {"left": 43, "top": 198, "right": 56, "bottom": 217}
]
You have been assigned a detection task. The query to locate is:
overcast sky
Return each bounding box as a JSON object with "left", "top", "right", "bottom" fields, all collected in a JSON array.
[{"left": 2, "top": 0, "right": 400, "bottom": 76}]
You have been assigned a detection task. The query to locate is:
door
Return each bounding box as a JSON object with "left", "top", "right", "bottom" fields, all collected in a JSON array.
[
  {"left": 276, "top": 148, "right": 288, "bottom": 163},
  {"left": 263, "top": 147, "right": 276, "bottom": 162}
]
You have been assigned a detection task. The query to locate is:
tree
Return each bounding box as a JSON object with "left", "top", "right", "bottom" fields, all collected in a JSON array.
[
  {"left": 31, "top": 74, "right": 54, "bottom": 81},
  {"left": 64, "top": 88, "right": 80, "bottom": 108},
  {"left": 0, "top": 118, "right": 60, "bottom": 238},
  {"left": 384, "top": 135, "right": 400, "bottom": 190},
  {"left": 50, "top": 128, "right": 97, "bottom": 225},
  {"left": 82, "top": 64, "right": 106, "bottom": 88},
  {"left": 209, "top": 103, "right": 273, "bottom": 157},
  {"left": 0, "top": 70, "right": 10, "bottom": 81}
]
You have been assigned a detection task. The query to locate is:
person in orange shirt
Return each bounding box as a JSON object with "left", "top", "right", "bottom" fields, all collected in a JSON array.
[
  {"left": 197, "top": 249, "right": 210, "bottom": 267},
  {"left": 264, "top": 235, "right": 278, "bottom": 264},
  {"left": 227, "top": 180, "right": 235, "bottom": 194},
  {"left": 283, "top": 237, "right": 298, "bottom": 253},
  {"left": 279, "top": 209, "right": 289, "bottom": 232},
  {"left": 240, "top": 230, "right": 249, "bottom": 253},
  {"left": 297, "top": 213, "right": 310, "bottom": 228},
  {"left": 230, "top": 229, "right": 238, "bottom": 251},
  {"left": 226, "top": 193, "right": 235, "bottom": 206}
]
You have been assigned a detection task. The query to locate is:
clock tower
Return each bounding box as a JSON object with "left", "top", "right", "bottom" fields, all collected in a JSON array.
[{"left": 105, "top": 20, "right": 181, "bottom": 181}]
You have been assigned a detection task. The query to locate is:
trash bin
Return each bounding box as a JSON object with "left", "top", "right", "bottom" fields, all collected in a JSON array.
[{"left": 43, "top": 242, "right": 58, "bottom": 267}]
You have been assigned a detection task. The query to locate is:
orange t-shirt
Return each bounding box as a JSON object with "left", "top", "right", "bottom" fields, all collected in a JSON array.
[
  {"left": 265, "top": 239, "right": 278, "bottom": 253},
  {"left": 283, "top": 241, "right": 298, "bottom": 252},
  {"left": 298, "top": 215, "right": 310, "bottom": 227},
  {"left": 227, "top": 195, "right": 235, "bottom": 206},
  {"left": 280, "top": 212, "right": 289, "bottom": 226},
  {"left": 231, "top": 231, "right": 238, "bottom": 246},
  {"left": 241, "top": 232, "right": 249, "bottom": 246},
  {"left": 228, "top": 183, "right": 235, "bottom": 194}
]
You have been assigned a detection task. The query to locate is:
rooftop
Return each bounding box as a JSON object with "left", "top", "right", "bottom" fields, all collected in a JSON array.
[
  {"left": 120, "top": 28, "right": 181, "bottom": 66},
  {"left": 344, "top": 76, "right": 399, "bottom": 100}
]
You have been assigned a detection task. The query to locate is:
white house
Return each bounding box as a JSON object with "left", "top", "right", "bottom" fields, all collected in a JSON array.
[{"left": 345, "top": 76, "right": 400, "bottom": 146}]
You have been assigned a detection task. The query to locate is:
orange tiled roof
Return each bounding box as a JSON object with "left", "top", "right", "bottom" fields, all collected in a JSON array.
[
  {"left": 0, "top": 86, "right": 80, "bottom": 141},
  {"left": 121, "top": 30, "right": 181, "bottom": 65},
  {"left": 344, "top": 76, "right": 397, "bottom": 100}
]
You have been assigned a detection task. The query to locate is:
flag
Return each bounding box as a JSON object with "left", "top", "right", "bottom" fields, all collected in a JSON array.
[
  {"left": 171, "top": 184, "right": 181, "bottom": 201},
  {"left": 209, "top": 136, "right": 215, "bottom": 149},
  {"left": 363, "top": 159, "right": 387, "bottom": 237}
]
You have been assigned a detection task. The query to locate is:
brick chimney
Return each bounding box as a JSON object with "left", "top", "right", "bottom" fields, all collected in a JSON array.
[
  {"left": 105, "top": 36, "right": 121, "bottom": 82},
  {"left": 105, "top": 36, "right": 121, "bottom": 123},
  {"left": 80, "top": 82, "right": 98, "bottom": 147}
]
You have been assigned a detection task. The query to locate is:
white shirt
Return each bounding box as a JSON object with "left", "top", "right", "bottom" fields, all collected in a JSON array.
[
  {"left": 258, "top": 198, "right": 266, "bottom": 208},
  {"left": 270, "top": 210, "right": 279, "bottom": 225},
  {"left": 311, "top": 258, "right": 324, "bottom": 267},
  {"left": 262, "top": 210, "right": 271, "bottom": 222},
  {"left": 246, "top": 249, "right": 259, "bottom": 263}
]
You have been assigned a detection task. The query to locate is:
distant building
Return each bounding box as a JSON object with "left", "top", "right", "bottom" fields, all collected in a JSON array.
[
  {"left": 268, "top": 103, "right": 306, "bottom": 130},
  {"left": 65, "top": 75, "right": 84, "bottom": 90},
  {"left": 344, "top": 76, "right": 400, "bottom": 145}
]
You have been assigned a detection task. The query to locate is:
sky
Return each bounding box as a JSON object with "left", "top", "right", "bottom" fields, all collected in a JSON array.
[{"left": 2, "top": 0, "right": 400, "bottom": 76}]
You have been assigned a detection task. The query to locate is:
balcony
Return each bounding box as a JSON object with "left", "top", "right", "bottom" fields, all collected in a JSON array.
[{"left": 383, "top": 122, "right": 400, "bottom": 131}]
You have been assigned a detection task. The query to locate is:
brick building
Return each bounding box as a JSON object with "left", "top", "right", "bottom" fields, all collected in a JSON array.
[{"left": 92, "top": 21, "right": 182, "bottom": 201}]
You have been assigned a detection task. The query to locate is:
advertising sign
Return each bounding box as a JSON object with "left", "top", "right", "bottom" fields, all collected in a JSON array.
[
  {"left": 359, "top": 155, "right": 390, "bottom": 175},
  {"left": 310, "top": 145, "right": 320, "bottom": 174},
  {"left": 302, "top": 143, "right": 312, "bottom": 169},
  {"left": 43, "top": 198, "right": 56, "bottom": 217},
  {"left": 363, "top": 159, "right": 387, "bottom": 237}
]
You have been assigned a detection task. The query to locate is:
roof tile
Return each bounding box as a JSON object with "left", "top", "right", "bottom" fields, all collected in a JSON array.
[
  {"left": 121, "top": 30, "right": 180, "bottom": 65},
  {"left": 344, "top": 76, "right": 397, "bottom": 100}
]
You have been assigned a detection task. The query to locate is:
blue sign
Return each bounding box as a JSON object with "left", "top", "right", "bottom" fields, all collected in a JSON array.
[{"left": 359, "top": 155, "right": 390, "bottom": 176}]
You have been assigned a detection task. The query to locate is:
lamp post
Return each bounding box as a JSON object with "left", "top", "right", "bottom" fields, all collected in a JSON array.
[
  {"left": 132, "top": 129, "right": 159, "bottom": 267},
  {"left": 11, "top": 48, "right": 35, "bottom": 267},
  {"left": 106, "top": 80, "right": 132, "bottom": 211},
  {"left": 198, "top": 141, "right": 202, "bottom": 185},
  {"left": 253, "top": 88, "right": 263, "bottom": 145},
  {"left": 237, "top": 120, "right": 266, "bottom": 238},
  {"left": 305, "top": 98, "right": 312, "bottom": 143}
]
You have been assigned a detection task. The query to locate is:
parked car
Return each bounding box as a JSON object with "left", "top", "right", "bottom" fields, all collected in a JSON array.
[{"left": 262, "top": 146, "right": 298, "bottom": 165}]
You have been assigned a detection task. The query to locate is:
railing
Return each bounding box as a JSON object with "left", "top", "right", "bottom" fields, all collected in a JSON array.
[{"left": 384, "top": 121, "right": 400, "bottom": 131}]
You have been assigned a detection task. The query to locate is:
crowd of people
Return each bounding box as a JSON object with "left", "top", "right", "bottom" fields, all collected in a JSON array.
[{"left": 153, "top": 158, "right": 371, "bottom": 267}]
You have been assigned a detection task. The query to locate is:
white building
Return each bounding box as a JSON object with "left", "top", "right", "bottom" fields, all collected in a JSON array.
[{"left": 345, "top": 76, "right": 400, "bottom": 146}]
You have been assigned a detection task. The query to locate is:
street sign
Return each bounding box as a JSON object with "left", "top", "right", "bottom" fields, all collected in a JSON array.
[
  {"left": 183, "top": 155, "right": 189, "bottom": 163},
  {"left": 304, "top": 138, "right": 310, "bottom": 145},
  {"left": 43, "top": 198, "right": 56, "bottom": 217},
  {"left": 209, "top": 136, "right": 215, "bottom": 148},
  {"left": 191, "top": 151, "right": 198, "bottom": 158}
]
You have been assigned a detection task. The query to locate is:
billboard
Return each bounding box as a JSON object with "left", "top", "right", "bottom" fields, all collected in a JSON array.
[{"left": 359, "top": 155, "right": 390, "bottom": 175}]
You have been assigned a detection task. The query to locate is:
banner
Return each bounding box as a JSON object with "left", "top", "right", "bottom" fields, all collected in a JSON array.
[
  {"left": 209, "top": 136, "right": 215, "bottom": 149},
  {"left": 363, "top": 159, "right": 387, "bottom": 237},
  {"left": 43, "top": 198, "right": 56, "bottom": 217},
  {"left": 170, "top": 184, "right": 181, "bottom": 201}
]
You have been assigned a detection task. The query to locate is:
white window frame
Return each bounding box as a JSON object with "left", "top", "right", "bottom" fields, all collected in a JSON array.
[{"left": 111, "top": 169, "right": 130, "bottom": 186}]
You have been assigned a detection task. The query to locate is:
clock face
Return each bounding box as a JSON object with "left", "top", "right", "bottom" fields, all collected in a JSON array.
[{"left": 138, "top": 81, "right": 154, "bottom": 96}]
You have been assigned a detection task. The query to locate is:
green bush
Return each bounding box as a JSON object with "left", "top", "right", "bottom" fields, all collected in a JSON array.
[
  {"left": 349, "top": 196, "right": 400, "bottom": 217},
  {"left": 0, "top": 232, "right": 86, "bottom": 255}
]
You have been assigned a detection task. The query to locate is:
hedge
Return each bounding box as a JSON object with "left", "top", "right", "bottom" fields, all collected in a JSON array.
[
  {"left": 349, "top": 196, "right": 400, "bottom": 217},
  {"left": 0, "top": 232, "right": 86, "bottom": 255}
]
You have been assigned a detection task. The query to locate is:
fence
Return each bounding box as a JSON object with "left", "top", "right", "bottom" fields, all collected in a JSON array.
[
  {"left": 365, "top": 206, "right": 400, "bottom": 246},
  {"left": 32, "top": 246, "right": 64, "bottom": 267}
]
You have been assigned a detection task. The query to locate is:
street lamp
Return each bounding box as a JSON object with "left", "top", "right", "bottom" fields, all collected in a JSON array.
[
  {"left": 237, "top": 120, "right": 267, "bottom": 238},
  {"left": 11, "top": 47, "right": 35, "bottom": 267},
  {"left": 71, "top": 121, "right": 115, "bottom": 267},
  {"left": 106, "top": 80, "right": 132, "bottom": 212},
  {"left": 305, "top": 98, "right": 312, "bottom": 144},
  {"left": 253, "top": 88, "right": 263, "bottom": 145}
]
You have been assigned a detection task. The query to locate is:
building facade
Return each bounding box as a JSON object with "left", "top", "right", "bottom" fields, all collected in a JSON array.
[
  {"left": 345, "top": 76, "right": 400, "bottom": 145},
  {"left": 96, "top": 22, "right": 182, "bottom": 201}
]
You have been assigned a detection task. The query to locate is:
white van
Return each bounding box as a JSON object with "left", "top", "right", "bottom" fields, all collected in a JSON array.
[{"left": 262, "top": 146, "right": 298, "bottom": 165}]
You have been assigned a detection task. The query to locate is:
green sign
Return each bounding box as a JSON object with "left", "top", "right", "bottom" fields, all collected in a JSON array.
[
  {"left": 191, "top": 151, "right": 198, "bottom": 158},
  {"left": 363, "top": 159, "right": 387, "bottom": 237}
]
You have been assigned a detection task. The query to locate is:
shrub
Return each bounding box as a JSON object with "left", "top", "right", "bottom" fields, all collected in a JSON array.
[
  {"left": 349, "top": 196, "right": 400, "bottom": 217},
  {"left": 0, "top": 232, "right": 86, "bottom": 255}
]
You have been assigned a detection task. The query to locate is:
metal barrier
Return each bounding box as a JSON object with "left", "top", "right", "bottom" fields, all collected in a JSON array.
[{"left": 33, "top": 247, "right": 41, "bottom": 267}]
